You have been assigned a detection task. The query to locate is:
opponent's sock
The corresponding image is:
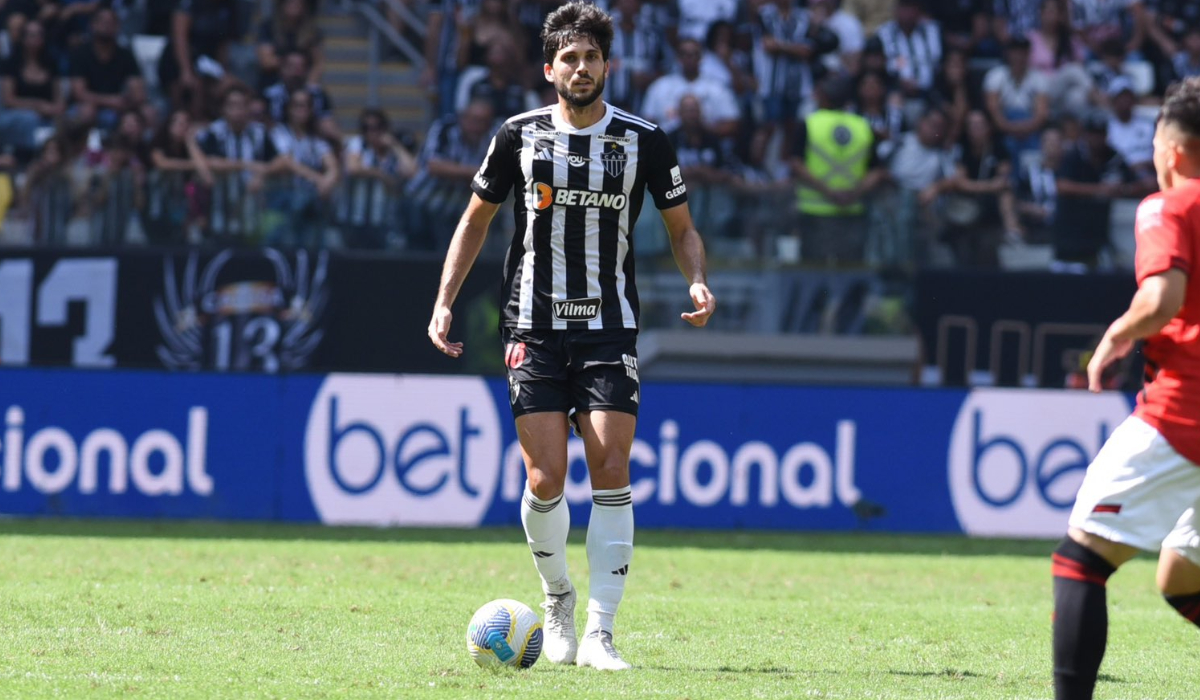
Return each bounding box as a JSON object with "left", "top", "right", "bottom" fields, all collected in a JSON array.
[
  {"left": 521, "top": 487, "right": 571, "bottom": 595},
  {"left": 585, "top": 486, "right": 633, "bottom": 635},
  {"left": 1165, "top": 591, "right": 1200, "bottom": 628},
  {"left": 1052, "top": 538, "right": 1117, "bottom": 700}
]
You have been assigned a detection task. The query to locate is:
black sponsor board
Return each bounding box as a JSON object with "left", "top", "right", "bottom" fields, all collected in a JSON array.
[
  {"left": 0, "top": 248, "right": 504, "bottom": 375},
  {"left": 914, "top": 270, "right": 1139, "bottom": 389}
]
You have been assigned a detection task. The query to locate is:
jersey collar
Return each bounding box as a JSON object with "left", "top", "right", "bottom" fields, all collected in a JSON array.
[{"left": 551, "top": 102, "right": 614, "bottom": 135}]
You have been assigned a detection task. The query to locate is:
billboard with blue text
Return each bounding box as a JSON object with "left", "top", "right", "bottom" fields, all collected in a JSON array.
[{"left": 0, "top": 368, "right": 1136, "bottom": 537}]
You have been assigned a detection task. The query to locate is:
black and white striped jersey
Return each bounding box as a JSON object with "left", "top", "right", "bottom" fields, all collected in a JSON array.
[{"left": 471, "top": 103, "right": 688, "bottom": 331}]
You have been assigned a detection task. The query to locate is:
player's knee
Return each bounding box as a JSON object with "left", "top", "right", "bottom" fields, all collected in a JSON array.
[
  {"left": 1156, "top": 550, "right": 1200, "bottom": 595},
  {"left": 526, "top": 468, "right": 565, "bottom": 501},
  {"left": 1063, "top": 528, "right": 1137, "bottom": 568}
]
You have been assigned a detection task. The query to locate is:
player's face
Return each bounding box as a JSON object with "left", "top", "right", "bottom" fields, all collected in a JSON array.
[{"left": 546, "top": 38, "right": 608, "bottom": 108}]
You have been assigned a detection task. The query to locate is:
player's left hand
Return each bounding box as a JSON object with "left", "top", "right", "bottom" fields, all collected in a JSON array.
[
  {"left": 428, "top": 306, "right": 463, "bottom": 358},
  {"left": 681, "top": 283, "right": 716, "bottom": 327},
  {"left": 1087, "top": 333, "right": 1133, "bottom": 392}
]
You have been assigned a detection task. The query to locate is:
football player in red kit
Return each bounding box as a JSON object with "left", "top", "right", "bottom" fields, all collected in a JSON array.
[{"left": 1053, "top": 77, "right": 1200, "bottom": 700}]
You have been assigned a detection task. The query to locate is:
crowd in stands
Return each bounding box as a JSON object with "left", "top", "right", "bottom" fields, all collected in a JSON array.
[{"left": 0, "top": 0, "right": 1191, "bottom": 270}]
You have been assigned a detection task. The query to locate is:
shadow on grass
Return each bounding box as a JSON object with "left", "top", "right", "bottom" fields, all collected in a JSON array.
[
  {"left": 886, "top": 669, "right": 984, "bottom": 679},
  {"left": 0, "top": 517, "right": 1064, "bottom": 558},
  {"left": 643, "top": 665, "right": 988, "bottom": 680}
]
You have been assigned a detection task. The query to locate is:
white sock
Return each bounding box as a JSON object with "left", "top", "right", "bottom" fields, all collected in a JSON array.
[
  {"left": 521, "top": 487, "right": 571, "bottom": 595},
  {"left": 585, "top": 486, "right": 633, "bottom": 635}
]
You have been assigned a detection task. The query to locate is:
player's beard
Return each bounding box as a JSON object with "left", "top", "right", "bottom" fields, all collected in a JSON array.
[{"left": 557, "top": 73, "right": 605, "bottom": 108}]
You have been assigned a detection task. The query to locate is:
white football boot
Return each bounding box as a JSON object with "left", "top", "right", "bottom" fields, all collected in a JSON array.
[
  {"left": 540, "top": 586, "right": 578, "bottom": 664},
  {"left": 575, "top": 629, "right": 631, "bottom": 671}
]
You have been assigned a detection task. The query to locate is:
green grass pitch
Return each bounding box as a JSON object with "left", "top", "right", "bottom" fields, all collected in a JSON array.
[{"left": 0, "top": 520, "right": 1193, "bottom": 699}]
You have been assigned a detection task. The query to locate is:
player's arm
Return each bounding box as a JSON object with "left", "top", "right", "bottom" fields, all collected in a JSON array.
[
  {"left": 429, "top": 194, "right": 502, "bottom": 357},
  {"left": 659, "top": 202, "right": 716, "bottom": 327},
  {"left": 1088, "top": 268, "right": 1188, "bottom": 391},
  {"left": 645, "top": 125, "right": 715, "bottom": 326},
  {"left": 428, "top": 120, "right": 516, "bottom": 356}
]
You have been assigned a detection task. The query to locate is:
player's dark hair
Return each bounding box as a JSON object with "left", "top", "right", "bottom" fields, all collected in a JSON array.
[
  {"left": 541, "top": 2, "right": 613, "bottom": 65},
  {"left": 1160, "top": 77, "right": 1200, "bottom": 140}
]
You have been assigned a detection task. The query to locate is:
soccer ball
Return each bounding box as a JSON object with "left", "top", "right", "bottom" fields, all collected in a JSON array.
[{"left": 466, "top": 599, "right": 543, "bottom": 669}]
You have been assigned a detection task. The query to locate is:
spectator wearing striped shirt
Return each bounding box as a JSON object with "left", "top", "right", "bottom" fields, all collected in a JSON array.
[
  {"left": 194, "top": 85, "right": 279, "bottom": 241},
  {"left": 992, "top": 0, "right": 1041, "bottom": 45},
  {"left": 266, "top": 86, "right": 339, "bottom": 249},
  {"left": 875, "top": 0, "right": 943, "bottom": 101},
  {"left": 262, "top": 49, "right": 339, "bottom": 143},
  {"left": 1145, "top": 0, "right": 1200, "bottom": 84},
  {"left": 340, "top": 108, "right": 418, "bottom": 250},
  {"left": 1071, "top": 0, "right": 1147, "bottom": 58},
  {"left": 855, "top": 69, "right": 906, "bottom": 152},
  {"left": 404, "top": 97, "right": 496, "bottom": 251},
  {"left": 751, "top": 0, "right": 840, "bottom": 149},
  {"left": 421, "top": 0, "right": 482, "bottom": 119},
  {"left": 607, "top": 0, "right": 663, "bottom": 113}
]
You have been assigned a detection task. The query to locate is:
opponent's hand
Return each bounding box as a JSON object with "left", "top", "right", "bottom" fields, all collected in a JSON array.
[
  {"left": 428, "top": 306, "right": 463, "bottom": 357},
  {"left": 681, "top": 283, "right": 716, "bottom": 327},
  {"left": 1087, "top": 332, "right": 1133, "bottom": 392}
]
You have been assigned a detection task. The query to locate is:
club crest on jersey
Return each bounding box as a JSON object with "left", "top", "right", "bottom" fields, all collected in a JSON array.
[
  {"left": 601, "top": 142, "right": 628, "bottom": 178},
  {"left": 552, "top": 297, "right": 601, "bottom": 321}
]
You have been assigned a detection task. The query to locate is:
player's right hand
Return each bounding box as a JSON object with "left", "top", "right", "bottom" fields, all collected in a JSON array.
[
  {"left": 428, "top": 306, "right": 463, "bottom": 358},
  {"left": 1086, "top": 333, "right": 1132, "bottom": 392}
]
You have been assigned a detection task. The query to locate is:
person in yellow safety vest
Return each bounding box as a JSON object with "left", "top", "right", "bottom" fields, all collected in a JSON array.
[{"left": 790, "top": 74, "right": 886, "bottom": 265}]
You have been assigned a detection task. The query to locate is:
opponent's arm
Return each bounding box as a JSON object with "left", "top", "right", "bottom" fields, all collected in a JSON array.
[
  {"left": 659, "top": 202, "right": 716, "bottom": 327},
  {"left": 1088, "top": 268, "right": 1187, "bottom": 391},
  {"left": 428, "top": 194, "right": 502, "bottom": 356}
]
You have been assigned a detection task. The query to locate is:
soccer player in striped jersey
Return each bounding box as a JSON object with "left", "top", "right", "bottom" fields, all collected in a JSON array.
[
  {"left": 1053, "top": 77, "right": 1200, "bottom": 699},
  {"left": 429, "top": 1, "right": 716, "bottom": 672}
]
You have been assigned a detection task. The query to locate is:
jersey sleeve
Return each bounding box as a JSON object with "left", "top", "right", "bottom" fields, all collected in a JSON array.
[
  {"left": 645, "top": 126, "right": 688, "bottom": 210},
  {"left": 1134, "top": 193, "right": 1194, "bottom": 284},
  {"left": 470, "top": 121, "right": 518, "bottom": 204}
]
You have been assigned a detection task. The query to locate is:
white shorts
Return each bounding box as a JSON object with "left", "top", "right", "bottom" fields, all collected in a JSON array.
[{"left": 1069, "top": 416, "right": 1200, "bottom": 567}]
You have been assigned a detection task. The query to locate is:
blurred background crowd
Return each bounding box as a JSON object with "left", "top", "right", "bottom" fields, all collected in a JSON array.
[{"left": 0, "top": 0, "right": 1189, "bottom": 271}]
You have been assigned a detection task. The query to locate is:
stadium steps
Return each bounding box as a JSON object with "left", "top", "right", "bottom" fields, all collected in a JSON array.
[{"left": 317, "top": 9, "right": 428, "bottom": 135}]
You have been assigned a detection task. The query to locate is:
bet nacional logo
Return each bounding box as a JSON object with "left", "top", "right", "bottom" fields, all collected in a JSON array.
[{"left": 304, "top": 374, "right": 503, "bottom": 526}]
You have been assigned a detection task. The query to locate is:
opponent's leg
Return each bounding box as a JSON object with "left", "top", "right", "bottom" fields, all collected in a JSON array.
[
  {"left": 1054, "top": 416, "right": 1200, "bottom": 699},
  {"left": 575, "top": 409, "right": 635, "bottom": 671},
  {"left": 516, "top": 411, "right": 577, "bottom": 664},
  {"left": 1053, "top": 529, "right": 1136, "bottom": 700},
  {"left": 1159, "top": 510, "right": 1200, "bottom": 628}
]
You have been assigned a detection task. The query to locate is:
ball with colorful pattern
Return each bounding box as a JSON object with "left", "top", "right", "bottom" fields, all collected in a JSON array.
[{"left": 466, "top": 599, "right": 543, "bottom": 669}]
